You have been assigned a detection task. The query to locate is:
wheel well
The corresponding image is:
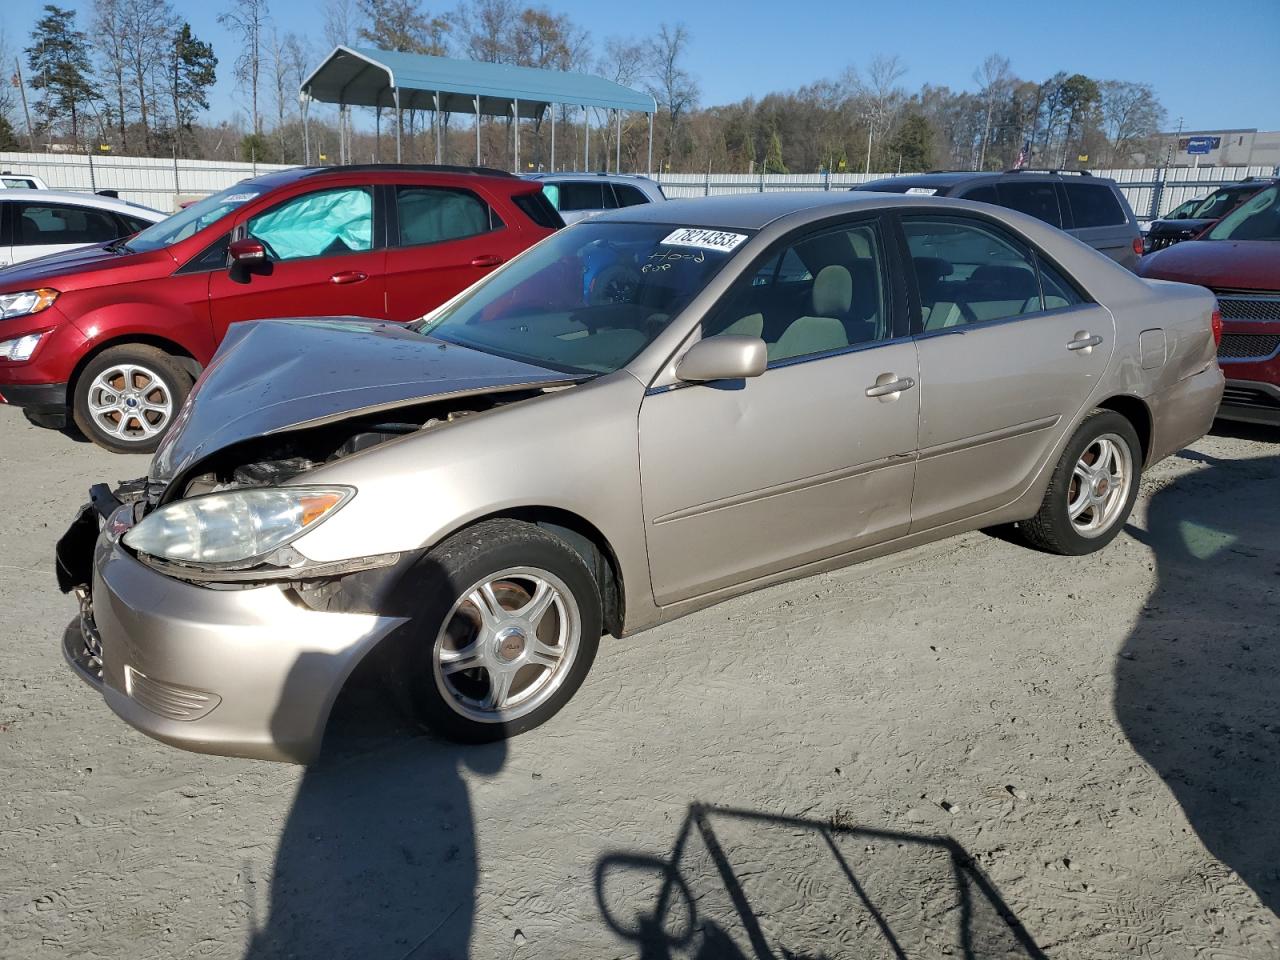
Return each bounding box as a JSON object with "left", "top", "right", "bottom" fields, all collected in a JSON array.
[
  {"left": 67, "top": 335, "right": 202, "bottom": 404},
  {"left": 479, "top": 507, "right": 625, "bottom": 638},
  {"left": 1096, "top": 394, "right": 1152, "bottom": 464}
]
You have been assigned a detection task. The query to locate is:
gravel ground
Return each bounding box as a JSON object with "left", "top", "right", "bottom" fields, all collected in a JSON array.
[{"left": 1, "top": 411, "right": 1277, "bottom": 960}]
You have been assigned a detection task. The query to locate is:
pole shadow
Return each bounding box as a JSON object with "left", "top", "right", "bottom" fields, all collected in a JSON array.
[
  {"left": 596, "top": 803, "right": 1047, "bottom": 959},
  {"left": 1116, "top": 447, "right": 1280, "bottom": 917},
  {"left": 242, "top": 635, "right": 506, "bottom": 959}
]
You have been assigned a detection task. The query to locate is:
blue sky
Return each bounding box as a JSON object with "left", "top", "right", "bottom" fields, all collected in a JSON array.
[{"left": 3, "top": 0, "right": 1278, "bottom": 131}]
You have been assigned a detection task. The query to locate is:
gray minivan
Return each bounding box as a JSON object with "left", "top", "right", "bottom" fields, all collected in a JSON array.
[{"left": 855, "top": 170, "right": 1143, "bottom": 270}]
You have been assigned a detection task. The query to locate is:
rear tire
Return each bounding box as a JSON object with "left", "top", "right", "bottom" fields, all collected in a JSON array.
[
  {"left": 72, "top": 344, "right": 192, "bottom": 454},
  {"left": 1018, "top": 410, "right": 1142, "bottom": 556},
  {"left": 399, "top": 519, "right": 602, "bottom": 743}
]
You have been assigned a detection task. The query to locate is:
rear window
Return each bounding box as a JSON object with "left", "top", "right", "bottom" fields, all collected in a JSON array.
[
  {"left": 14, "top": 202, "right": 123, "bottom": 246},
  {"left": 1063, "top": 183, "right": 1127, "bottom": 228},
  {"left": 556, "top": 181, "right": 614, "bottom": 212},
  {"left": 512, "top": 191, "right": 564, "bottom": 230},
  {"left": 996, "top": 181, "right": 1063, "bottom": 228},
  {"left": 395, "top": 186, "right": 498, "bottom": 246}
]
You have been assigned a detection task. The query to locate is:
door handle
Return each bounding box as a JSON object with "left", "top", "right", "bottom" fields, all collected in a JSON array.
[
  {"left": 470, "top": 255, "right": 505, "bottom": 268},
  {"left": 1067, "top": 332, "right": 1103, "bottom": 352},
  {"left": 865, "top": 374, "right": 915, "bottom": 399},
  {"left": 330, "top": 270, "right": 368, "bottom": 285}
]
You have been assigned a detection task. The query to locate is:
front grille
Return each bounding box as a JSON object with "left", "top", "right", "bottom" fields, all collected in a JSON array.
[
  {"left": 124, "top": 665, "right": 221, "bottom": 721},
  {"left": 1218, "top": 333, "right": 1280, "bottom": 361},
  {"left": 1221, "top": 385, "right": 1280, "bottom": 410},
  {"left": 1213, "top": 291, "right": 1280, "bottom": 322}
]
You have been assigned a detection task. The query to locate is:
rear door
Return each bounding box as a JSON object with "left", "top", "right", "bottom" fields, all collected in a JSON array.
[
  {"left": 383, "top": 184, "right": 511, "bottom": 321},
  {"left": 1060, "top": 181, "right": 1139, "bottom": 269},
  {"left": 208, "top": 183, "right": 386, "bottom": 337},
  {"left": 10, "top": 200, "right": 127, "bottom": 263},
  {"left": 898, "top": 212, "right": 1113, "bottom": 532}
]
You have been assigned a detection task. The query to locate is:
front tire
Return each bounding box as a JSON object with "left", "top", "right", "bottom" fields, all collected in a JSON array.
[
  {"left": 72, "top": 344, "right": 192, "bottom": 454},
  {"left": 402, "top": 519, "right": 602, "bottom": 743},
  {"left": 1018, "top": 410, "right": 1142, "bottom": 555}
]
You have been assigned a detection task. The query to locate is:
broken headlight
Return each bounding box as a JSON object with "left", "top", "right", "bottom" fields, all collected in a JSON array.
[{"left": 123, "top": 486, "right": 353, "bottom": 567}]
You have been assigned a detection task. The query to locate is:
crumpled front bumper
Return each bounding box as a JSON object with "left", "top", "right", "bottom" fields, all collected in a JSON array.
[{"left": 60, "top": 514, "right": 408, "bottom": 764}]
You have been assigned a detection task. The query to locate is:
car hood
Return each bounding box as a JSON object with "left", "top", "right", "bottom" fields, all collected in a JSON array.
[
  {"left": 1148, "top": 217, "right": 1215, "bottom": 236},
  {"left": 150, "top": 317, "right": 581, "bottom": 485},
  {"left": 0, "top": 242, "right": 167, "bottom": 288},
  {"left": 1138, "top": 240, "right": 1280, "bottom": 291}
]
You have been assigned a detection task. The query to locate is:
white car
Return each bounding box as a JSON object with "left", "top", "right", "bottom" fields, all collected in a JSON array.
[
  {"left": 524, "top": 172, "right": 666, "bottom": 224},
  {"left": 1, "top": 172, "right": 49, "bottom": 190},
  {"left": 0, "top": 190, "right": 166, "bottom": 268}
]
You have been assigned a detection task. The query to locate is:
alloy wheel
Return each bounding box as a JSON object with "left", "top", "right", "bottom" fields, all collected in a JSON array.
[
  {"left": 85, "top": 363, "right": 174, "bottom": 443},
  {"left": 1066, "top": 432, "right": 1133, "bottom": 539}
]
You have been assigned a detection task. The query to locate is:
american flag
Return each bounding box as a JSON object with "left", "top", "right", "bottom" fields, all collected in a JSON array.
[{"left": 1013, "top": 140, "right": 1030, "bottom": 170}]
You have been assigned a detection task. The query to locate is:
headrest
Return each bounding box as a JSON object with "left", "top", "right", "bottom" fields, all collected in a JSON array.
[{"left": 812, "top": 264, "right": 852, "bottom": 317}]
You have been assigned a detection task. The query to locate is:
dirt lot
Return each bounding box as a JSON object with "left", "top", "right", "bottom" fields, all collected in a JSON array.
[{"left": 1, "top": 411, "right": 1277, "bottom": 960}]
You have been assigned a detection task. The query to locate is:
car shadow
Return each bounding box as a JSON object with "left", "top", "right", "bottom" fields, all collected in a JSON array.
[
  {"left": 242, "top": 653, "right": 505, "bottom": 960},
  {"left": 595, "top": 803, "right": 1047, "bottom": 959},
  {"left": 1117, "top": 448, "right": 1280, "bottom": 917}
]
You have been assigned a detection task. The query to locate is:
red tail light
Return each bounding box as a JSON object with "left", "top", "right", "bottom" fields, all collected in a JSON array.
[
  {"left": 1211, "top": 306, "right": 1223, "bottom": 346},
  {"left": 1132, "top": 236, "right": 1144, "bottom": 256}
]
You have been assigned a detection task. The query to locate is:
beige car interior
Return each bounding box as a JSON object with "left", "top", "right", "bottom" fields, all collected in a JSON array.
[{"left": 710, "top": 226, "right": 888, "bottom": 363}]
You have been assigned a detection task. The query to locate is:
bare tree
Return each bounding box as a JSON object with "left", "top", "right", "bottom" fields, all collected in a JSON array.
[
  {"left": 1100, "top": 80, "right": 1163, "bottom": 166},
  {"left": 974, "top": 53, "right": 1011, "bottom": 170},
  {"left": 120, "top": 0, "right": 177, "bottom": 153},
  {"left": 220, "top": 0, "right": 271, "bottom": 136},
  {"left": 270, "top": 29, "right": 308, "bottom": 160},
  {"left": 647, "top": 22, "right": 698, "bottom": 171},
  {"left": 92, "top": 0, "right": 131, "bottom": 148},
  {"left": 860, "top": 54, "right": 906, "bottom": 172},
  {"left": 323, "top": 0, "right": 356, "bottom": 48}
]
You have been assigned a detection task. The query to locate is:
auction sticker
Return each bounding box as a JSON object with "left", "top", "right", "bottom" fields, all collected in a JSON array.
[{"left": 661, "top": 228, "right": 748, "bottom": 252}]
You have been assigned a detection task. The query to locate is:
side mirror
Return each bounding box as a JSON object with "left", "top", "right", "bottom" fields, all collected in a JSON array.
[
  {"left": 228, "top": 237, "right": 267, "bottom": 265},
  {"left": 676, "top": 335, "right": 768, "bottom": 383}
]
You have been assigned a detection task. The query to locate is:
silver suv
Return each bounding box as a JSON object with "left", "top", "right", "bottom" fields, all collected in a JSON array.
[
  {"left": 855, "top": 170, "right": 1143, "bottom": 270},
  {"left": 524, "top": 172, "right": 666, "bottom": 224}
]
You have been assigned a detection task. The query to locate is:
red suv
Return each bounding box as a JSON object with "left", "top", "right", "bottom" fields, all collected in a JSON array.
[
  {"left": 0, "top": 165, "right": 562, "bottom": 451},
  {"left": 1139, "top": 182, "right": 1280, "bottom": 425}
]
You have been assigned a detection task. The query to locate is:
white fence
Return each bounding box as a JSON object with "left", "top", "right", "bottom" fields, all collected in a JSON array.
[
  {"left": 0, "top": 151, "right": 293, "bottom": 211},
  {"left": 2, "top": 150, "right": 1276, "bottom": 221}
]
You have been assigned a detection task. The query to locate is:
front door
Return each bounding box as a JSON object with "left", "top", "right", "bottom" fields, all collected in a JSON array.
[
  {"left": 209, "top": 184, "right": 386, "bottom": 338},
  {"left": 640, "top": 217, "right": 920, "bottom": 606},
  {"left": 899, "top": 213, "right": 1114, "bottom": 531}
]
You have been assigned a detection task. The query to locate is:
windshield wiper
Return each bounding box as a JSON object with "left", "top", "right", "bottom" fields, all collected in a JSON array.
[{"left": 104, "top": 238, "right": 133, "bottom": 254}]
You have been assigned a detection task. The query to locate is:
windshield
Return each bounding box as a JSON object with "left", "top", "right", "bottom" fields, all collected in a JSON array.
[
  {"left": 127, "top": 183, "right": 266, "bottom": 252},
  {"left": 1206, "top": 186, "right": 1280, "bottom": 241},
  {"left": 416, "top": 221, "right": 749, "bottom": 374},
  {"left": 1190, "top": 188, "right": 1250, "bottom": 221}
]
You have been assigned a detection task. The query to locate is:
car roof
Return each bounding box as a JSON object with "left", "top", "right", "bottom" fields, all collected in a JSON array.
[
  {"left": 0, "top": 188, "right": 166, "bottom": 217},
  {"left": 859, "top": 172, "right": 987, "bottom": 190},
  {"left": 525, "top": 172, "right": 658, "bottom": 182},
  {"left": 589, "top": 190, "right": 938, "bottom": 231}
]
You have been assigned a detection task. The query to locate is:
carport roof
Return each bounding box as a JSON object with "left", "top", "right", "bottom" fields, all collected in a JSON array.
[{"left": 301, "top": 46, "right": 657, "bottom": 118}]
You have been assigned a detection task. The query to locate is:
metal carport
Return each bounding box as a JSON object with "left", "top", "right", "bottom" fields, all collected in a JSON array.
[{"left": 299, "top": 46, "right": 658, "bottom": 174}]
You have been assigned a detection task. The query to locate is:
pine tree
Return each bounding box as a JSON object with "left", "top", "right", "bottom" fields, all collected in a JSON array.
[
  {"left": 169, "top": 23, "right": 217, "bottom": 157},
  {"left": 25, "top": 5, "right": 100, "bottom": 143}
]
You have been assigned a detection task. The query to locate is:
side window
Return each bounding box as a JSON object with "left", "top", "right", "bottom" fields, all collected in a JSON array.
[
  {"left": 1063, "top": 183, "right": 1126, "bottom": 228},
  {"left": 15, "top": 203, "right": 122, "bottom": 245},
  {"left": 612, "top": 184, "right": 649, "bottom": 207},
  {"left": 960, "top": 184, "right": 998, "bottom": 205},
  {"left": 903, "top": 216, "right": 1043, "bottom": 329},
  {"left": 707, "top": 221, "right": 889, "bottom": 363},
  {"left": 1036, "top": 254, "right": 1084, "bottom": 310},
  {"left": 246, "top": 186, "right": 373, "bottom": 261},
  {"left": 558, "top": 181, "right": 607, "bottom": 211},
  {"left": 996, "top": 181, "right": 1063, "bottom": 227},
  {"left": 395, "top": 186, "right": 496, "bottom": 246}
]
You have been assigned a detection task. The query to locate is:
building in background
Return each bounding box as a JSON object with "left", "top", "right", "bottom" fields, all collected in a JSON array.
[{"left": 1139, "top": 129, "right": 1280, "bottom": 168}]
